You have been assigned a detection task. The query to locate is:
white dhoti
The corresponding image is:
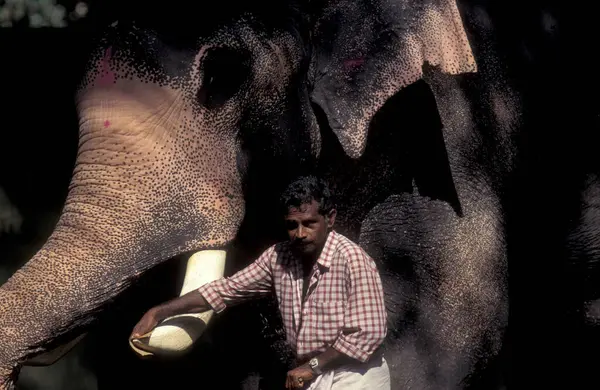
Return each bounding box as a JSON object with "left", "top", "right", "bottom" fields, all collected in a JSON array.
[{"left": 306, "top": 357, "right": 390, "bottom": 390}]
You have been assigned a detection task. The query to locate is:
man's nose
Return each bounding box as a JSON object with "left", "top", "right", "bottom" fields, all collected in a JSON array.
[{"left": 297, "top": 226, "right": 307, "bottom": 239}]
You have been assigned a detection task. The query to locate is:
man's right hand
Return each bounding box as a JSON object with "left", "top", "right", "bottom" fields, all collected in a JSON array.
[
  {"left": 130, "top": 307, "right": 163, "bottom": 340},
  {"left": 129, "top": 290, "right": 212, "bottom": 342}
]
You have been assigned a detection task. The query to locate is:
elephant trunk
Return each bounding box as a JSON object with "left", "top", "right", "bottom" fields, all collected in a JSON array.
[
  {"left": 0, "top": 189, "right": 203, "bottom": 387},
  {"left": 0, "top": 32, "right": 248, "bottom": 387}
]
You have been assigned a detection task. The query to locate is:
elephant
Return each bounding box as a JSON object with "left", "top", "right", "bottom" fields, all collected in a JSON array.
[{"left": 0, "top": 0, "right": 536, "bottom": 388}]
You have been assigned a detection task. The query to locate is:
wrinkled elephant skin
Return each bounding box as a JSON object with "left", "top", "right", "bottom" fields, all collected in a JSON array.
[{"left": 0, "top": 5, "right": 318, "bottom": 385}]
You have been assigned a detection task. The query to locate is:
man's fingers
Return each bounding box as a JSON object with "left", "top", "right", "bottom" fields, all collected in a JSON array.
[
  {"left": 130, "top": 323, "right": 145, "bottom": 340},
  {"left": 130, "top": 331, "right": 141, "bottom": 340},
  {"left": 287, "top": 374, "right": 296, "bottom": 389},
  {"left": 291, "top": 377, "right": 299, "bottom": 389},
  {"left": 129, "top": 328, "right": 139, "bottom": 340},
  {"left": 286, "top": 371, "right": 307, "bottom": 389},
  {"left": 131, "top": 324, "right": 143, "bottom": 338},
  {"left": 129, "top": 312, "right": 159, "bottom": 341}
]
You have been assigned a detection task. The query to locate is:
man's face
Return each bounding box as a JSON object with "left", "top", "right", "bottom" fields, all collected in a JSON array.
[{"left": 285, "top": 200, "right": 336, "bottom": 258}]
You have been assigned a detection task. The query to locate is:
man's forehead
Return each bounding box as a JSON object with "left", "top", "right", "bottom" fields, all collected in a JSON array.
[{"left": 286, "top": 200, "right": 319, "bottom": 215}]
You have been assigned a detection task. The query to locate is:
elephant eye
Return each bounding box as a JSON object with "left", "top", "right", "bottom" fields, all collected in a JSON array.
[{"left": 197, "top": 47, "right": 251, "bottom": 110}]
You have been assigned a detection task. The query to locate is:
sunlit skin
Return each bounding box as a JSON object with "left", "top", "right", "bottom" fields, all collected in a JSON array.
[{"left": 286, "top": 200, "right": 336, "bottom": 267}]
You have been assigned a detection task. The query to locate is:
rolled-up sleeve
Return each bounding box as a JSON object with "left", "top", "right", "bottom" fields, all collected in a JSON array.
[
  {"left": 332, "top": 251, "right": 387, "bottom": 362},
  {"left": 197, "top": 246, "right": 275, "bottom": 314}
]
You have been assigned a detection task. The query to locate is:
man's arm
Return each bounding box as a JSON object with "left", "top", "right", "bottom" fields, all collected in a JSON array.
[
  {"left": 130, "top": 290, "right": 210, "bottom": 339},
  {"left": 285, "top": 347, "right": 355, "bottom": 389},
  {"left": 309, "top": 346, "right": 356, "bottom": 370},
  {"left": 130, "top": 246, "right": 276, "bottom": 339},
  {"left": 329, "top": 250, "right": 387, "bottom": 364},
  {"left": 197, "top": 245, "right": 276, "bottom": 313},
  {"left": 154, "top": 289, "right": 211, "bottom": 318}
]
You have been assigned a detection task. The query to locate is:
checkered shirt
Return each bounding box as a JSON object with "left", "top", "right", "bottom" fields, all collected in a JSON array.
[{"left": 197, "top": 230, "right": 387, "bottom": 362}]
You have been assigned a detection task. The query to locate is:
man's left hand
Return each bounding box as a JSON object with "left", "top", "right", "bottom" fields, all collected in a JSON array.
[{"left": 285, "top": 365, "right": 315, "bottom": 389}]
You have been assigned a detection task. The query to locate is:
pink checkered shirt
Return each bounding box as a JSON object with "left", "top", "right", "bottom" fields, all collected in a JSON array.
[{"left": 197, "top": 230, "right": 387, "bottom": 362}]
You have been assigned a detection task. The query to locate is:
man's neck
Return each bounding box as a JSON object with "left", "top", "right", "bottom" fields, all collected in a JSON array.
[
  {"left": 300, "top": 252, "right": 318, "bottom": 272},
  {"left": 294, "top": 230, "right": 332, "bottom": 271},
  {"left": 309, "top": 230, "right": 332, "bottom": 261},
  {"left": 300, "top": 242, "right": 325, "bottom": 272}
]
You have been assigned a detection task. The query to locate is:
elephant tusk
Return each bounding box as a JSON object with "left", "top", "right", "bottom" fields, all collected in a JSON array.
[{"left": 129, "top": 250, "right": 226, "bottom": 358}]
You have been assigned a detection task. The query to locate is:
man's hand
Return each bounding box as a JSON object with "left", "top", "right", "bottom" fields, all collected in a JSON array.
[
  {"left": 129, "top": 290, "right": 211, "bottom": 341},
  {"left": 130, "top": 307, "right": 162, "bottom": 340},
  {"left": 285, "top": 365, "right": 315, "bottom": 389}
]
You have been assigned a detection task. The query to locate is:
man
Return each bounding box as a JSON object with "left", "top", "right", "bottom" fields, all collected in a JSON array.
[{"left": 130, "top": 176, "right": 390, "bottom": 389}]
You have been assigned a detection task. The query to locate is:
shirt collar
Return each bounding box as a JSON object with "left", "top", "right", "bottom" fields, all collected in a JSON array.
[{"left": 315, "top": 230, "right": 339, "bottom": 269}]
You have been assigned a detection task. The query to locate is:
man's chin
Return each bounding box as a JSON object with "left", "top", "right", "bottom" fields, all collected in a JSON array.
[{"left": 292, "top": 244, "right": 315, "bottom": 256}]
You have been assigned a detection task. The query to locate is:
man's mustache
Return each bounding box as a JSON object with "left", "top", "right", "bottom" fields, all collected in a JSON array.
[{"left": 291, "top": 238, "right": 311, "bottom": 247}]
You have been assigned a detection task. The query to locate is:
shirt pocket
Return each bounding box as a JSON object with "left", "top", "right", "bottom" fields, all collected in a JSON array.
[{"left": 309, "top": 300, "right": 345, "bottom": 344}]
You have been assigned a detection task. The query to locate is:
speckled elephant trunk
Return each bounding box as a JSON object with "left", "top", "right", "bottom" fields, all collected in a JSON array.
[{"left": 0, "top": 44, "right": 248, "bottom": 387}]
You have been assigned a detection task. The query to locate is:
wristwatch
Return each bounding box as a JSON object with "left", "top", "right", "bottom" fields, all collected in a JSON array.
[{"left": 308, "top": 357, "right": 322, "bottom": 375}]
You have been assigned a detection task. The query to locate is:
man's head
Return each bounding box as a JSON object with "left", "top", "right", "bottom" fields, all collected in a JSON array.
[{"left": 279, "top": 176, "right": 336, "bottom": 258}]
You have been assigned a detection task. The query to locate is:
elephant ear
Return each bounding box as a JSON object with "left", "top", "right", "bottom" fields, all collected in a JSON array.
[{"left": 309, "top": 0, "right": 477, "bottom": 158}]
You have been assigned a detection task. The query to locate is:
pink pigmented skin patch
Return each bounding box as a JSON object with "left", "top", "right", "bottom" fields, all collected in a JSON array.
[
  {"left": 343, "top": 58, "right": 365, "bottom": 71},
  {"left": 103, "top": 120, "right": 110, "bottom": 128},
  {"left": 97, "top": 47, "right": 116, "bottom": 86}
]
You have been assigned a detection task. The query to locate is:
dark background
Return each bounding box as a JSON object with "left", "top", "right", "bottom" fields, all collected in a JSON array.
[{"left": 0, "top": 0, "right": 596, "bottom": 388}]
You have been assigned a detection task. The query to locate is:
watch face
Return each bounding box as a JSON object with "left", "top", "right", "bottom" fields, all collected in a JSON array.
[{"left": 309, "top": 357, "right": 321, "bottom": 374}]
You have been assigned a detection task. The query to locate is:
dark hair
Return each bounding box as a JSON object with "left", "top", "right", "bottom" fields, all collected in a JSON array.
[{"left": 279, "top": 176, "right": 335, "bottom": 216}]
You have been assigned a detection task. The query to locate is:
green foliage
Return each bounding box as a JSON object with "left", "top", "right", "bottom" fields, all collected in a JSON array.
[{"left": 0, "top": 0, "right": 89, "bottom": 28}]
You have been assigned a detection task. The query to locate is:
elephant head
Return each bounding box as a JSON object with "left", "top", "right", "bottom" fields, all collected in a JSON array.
[{"left": 0, "top": 0, "right": 475, "bottom": 386}]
